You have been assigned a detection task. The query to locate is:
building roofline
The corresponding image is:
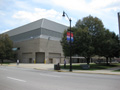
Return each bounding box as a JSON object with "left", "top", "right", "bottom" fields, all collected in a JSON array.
[{"left": 5, "top": 18, "right": 68, "bottom": 36}]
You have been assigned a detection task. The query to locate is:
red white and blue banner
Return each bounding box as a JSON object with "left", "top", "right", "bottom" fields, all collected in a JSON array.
[{"left": 67, "top": 32, "right": 73, "bottom": 42}]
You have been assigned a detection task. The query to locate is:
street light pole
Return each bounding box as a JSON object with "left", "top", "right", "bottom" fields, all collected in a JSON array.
[
  {"left": 118, "top": 12, "right": 120, "bottom": 58},
  {"left": 62, "top": 11, "right": 72, "bottom": 71},
  {"left": 118, "top": 12, "right": 120, "bottom": 36}
]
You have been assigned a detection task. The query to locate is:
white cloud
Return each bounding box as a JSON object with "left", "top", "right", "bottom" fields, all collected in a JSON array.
[
  {"left": 1, "top": 0, "right": 120, "bottom": 34},
  {"left": 51, "top": 0, "right": 120, "bottom": 14},
  {"left": 12, "top": 8, "right": 62, "bottom": 22}
]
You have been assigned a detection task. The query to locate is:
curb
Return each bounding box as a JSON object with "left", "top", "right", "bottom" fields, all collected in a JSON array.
[
  {"left": 34, "top": 68, "right": 120, "bottom": 75},
  {"left": 73, "top": 71, "right": 120, "bottom": 75},
  {"left": 58, "top": 70, "right": 120, "bottom": 75}
]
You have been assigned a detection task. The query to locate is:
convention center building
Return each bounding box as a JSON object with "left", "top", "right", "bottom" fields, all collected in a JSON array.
[{"left": 5, "top": 18, "right": 68, "bottom": 63}]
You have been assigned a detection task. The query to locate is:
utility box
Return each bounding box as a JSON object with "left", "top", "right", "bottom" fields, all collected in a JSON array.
[
  {"left": 80, "top": 64, "right": 90, "bottom": 70},
  {"left": 54, "top": 64, "right": 60, "bottom": 70}
]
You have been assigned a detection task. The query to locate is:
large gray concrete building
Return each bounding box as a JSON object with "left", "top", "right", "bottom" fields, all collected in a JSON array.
[{"left": 5, "top": 18, "right": 68, "bottom": 63}]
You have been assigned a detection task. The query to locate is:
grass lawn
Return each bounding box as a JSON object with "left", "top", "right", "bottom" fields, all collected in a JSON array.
[
  {"left": 0, "top": 63, "right": 10, "bottom": 65},
  {"left": 114, "top": 69, "right": 120, "bottom": 72},
  {"left": 60, "top": 63, "right": 120, "bottom": 70},
  {"left": 115, "top": 63, "right": 120, "bottom": 66}
]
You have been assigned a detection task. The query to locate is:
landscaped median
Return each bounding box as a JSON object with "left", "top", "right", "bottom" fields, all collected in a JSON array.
[
  {"left": 59, "top": 63, "right": 120, "bottom": 75},
  {"left": 60, "top": 63, "right": 120, "bottom": 71},
  {"left": 114, "top": 69, "right": 120, "bottom": 72}
]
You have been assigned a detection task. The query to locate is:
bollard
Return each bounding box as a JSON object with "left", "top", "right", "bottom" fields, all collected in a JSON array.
[
  {"left": 44, "top": 60, "right": 46, "bottom": 64},
  {"left": 34, "top": 59, "right": 36, "bottom": 64}
]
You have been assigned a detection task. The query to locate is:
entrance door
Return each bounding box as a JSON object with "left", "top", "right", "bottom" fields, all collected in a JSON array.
[
  {"left": 36, "top": 52, "right": 45, "bottom": 63},
  {"left": 22, "top": 53, "right": 32, "bottom": 63},
  {"left": 49, "top": 53, "right": 61, "bottom": 63},
  {"left": 49, "top": 58, "right": 53, "bottom": 63}
]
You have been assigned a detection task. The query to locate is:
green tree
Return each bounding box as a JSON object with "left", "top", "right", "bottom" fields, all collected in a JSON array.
[
  {"left": 75, "top": 15, "right": 105, "bottom": 64},
  {"left": 99, "top": 30, "right": 120, "bottom": 65},
  {"left": 0, "top": 34, "right": 13, "bottom": 64},
  {"left": 61, "top": 15, "right": 120, "bottom": 66},
  {"left": 76, "top": 16, "right": 120, "bottom": 65},
  {"left": 108, "top": 32, "right": 120, "bottom": 63},
  {"left": 61, "top": 27, "right": 94, "bottom": 65},
  {"left": 111, "top": 33, "right": 120, "bottom": 58},
  {"left": 75, "top": 15, "right": 104, "bottom": 33},
  {"left": 74, "top": 28, "right": 94, "bottom": 65},
  {"left": 75, "top": 15, "right": 105, "bottom": 55}
]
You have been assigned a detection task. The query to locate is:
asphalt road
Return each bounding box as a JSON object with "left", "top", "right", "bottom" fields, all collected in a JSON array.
[{"left": 0, "top": 66, "right": 120, "bottom": 90}]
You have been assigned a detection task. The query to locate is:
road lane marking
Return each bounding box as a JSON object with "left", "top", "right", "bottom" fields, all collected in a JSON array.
[
  {"left": 7, "top": 77, "right": 26, "bottom": 82},
  {"left": 39, "top": 73, "right": 61, "bottom": 78}
]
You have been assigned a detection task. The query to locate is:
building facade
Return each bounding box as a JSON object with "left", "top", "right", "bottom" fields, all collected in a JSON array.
[{"left": 5, "top": 18, "right": 68, "bottom": 63}]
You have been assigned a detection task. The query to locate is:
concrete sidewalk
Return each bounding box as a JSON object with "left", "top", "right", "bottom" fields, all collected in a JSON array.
[
  {"left": 1, "top": 63, "right": 120, "bottom": 75},
  {"left": 8, "top": 63, "right": 54, "bottom": 70},
  {"left": 71, "top": 69, "right": 120, "bottom": 75}
]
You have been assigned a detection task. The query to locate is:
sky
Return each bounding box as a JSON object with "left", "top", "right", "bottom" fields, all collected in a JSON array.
[{"left": 0, "top": 0, "right": 120, "bottom": 34}]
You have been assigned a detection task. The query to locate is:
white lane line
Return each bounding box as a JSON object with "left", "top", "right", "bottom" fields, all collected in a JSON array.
[
  {"left": 39, "top": 73, "right": 61, "bottom": 78},
  {"left": 7, "top": 77, "right": 26, "bottom": 82}
]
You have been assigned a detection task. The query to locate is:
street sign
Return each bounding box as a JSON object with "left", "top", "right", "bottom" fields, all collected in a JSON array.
[
  {"left": 12, "top": 48, "right": 18, "bottom": 51},
  {"left": 67, "top": 32, "right": 73, "bottom": 42},
  {"left": 12, "top": 47, "right": 20, "bottom": 51}
]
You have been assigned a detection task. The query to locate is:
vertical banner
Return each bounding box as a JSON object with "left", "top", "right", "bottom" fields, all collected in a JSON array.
[{"left": 67, "top": 32, "right": 73, "bottom": 42}]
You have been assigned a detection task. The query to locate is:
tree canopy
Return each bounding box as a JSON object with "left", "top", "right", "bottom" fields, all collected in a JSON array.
[
  {"left": 0, "top": 34, "right": 13, "bottom": 63},
  {"left": 61, "top": 15, "right": 120, "bottom": 65}
]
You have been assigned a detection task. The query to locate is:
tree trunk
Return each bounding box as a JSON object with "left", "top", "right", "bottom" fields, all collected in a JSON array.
[
  {"left": 1, "top": 59, "right": 3, "bottom": 65},
  {"left": 2, "top": 59, "right": 3, "bottom": 64},
  {"left": 106, "top": 57, "right": 109, "bottom": 66},
  {"left": 77, "top": 58, "right": 79, "bottom": 63},
  {"left": 86, "top": 57, "right": 90, "bottom": 65},
  {"left": 110, "top": 57, "right": 112, "bottom": 64}
]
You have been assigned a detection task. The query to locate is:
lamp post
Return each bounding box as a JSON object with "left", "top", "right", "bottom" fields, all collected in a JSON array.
[
  {"left": 118, "top": 12, "right": 120, "bottom": 37},
  {"left": 62, "top": 11, "right": 72, "bottom": 71},
  {"left": 118, "top": 12, "right": 120, "bottom": 58}
]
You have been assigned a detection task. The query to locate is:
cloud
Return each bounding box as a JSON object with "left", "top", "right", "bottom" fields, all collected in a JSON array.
[
  {"left": 1, "top": 0, "right": 120, "bottom": 34},
  {"left": 51, "top": 0, "right": 120, "bottom": 14},
  {"left": 12, "top": 8, "right": 62, "bottom": 22}
]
